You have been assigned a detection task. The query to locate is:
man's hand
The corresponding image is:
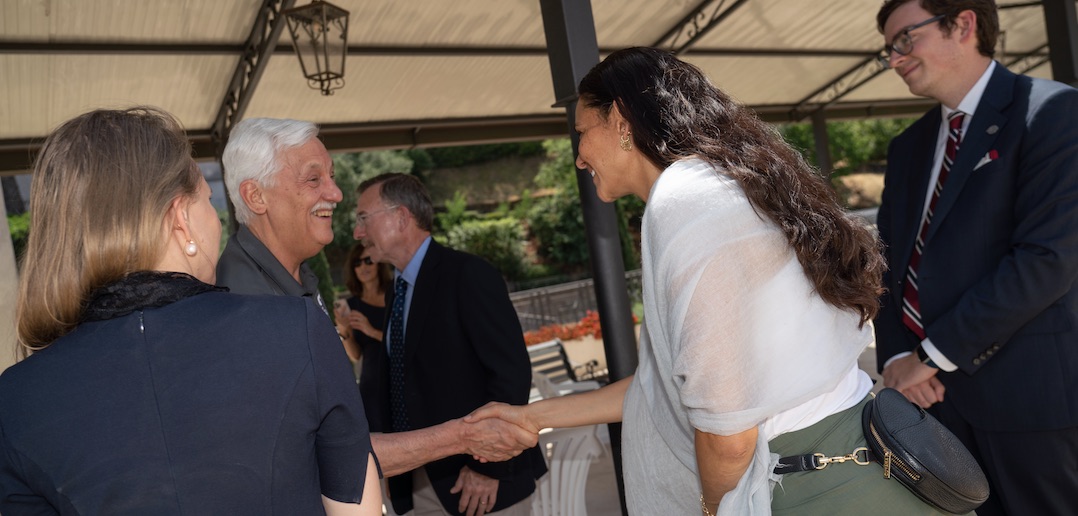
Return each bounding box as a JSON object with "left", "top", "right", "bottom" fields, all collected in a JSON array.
[
  {"left": 450, "top": 466, "right": 498, "bottom": 516},
  {"left": 459, "top": 415, "right": 537, "bottom": 463},
  {"left": 466, "top": 402, "right": 538, "bottom": 432},
  {"left": 898, "top": 376, "right": 946, "bottom": 409},
  {"left": 883, "top": 354, "right": 945, "bottom": 408}
]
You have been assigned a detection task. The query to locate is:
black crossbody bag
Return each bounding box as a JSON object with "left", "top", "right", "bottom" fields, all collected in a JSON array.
[{"left": 774, "top": 388, "right": 990, "bottom": 514}]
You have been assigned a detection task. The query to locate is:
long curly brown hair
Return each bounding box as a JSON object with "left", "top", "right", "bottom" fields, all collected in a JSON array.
[{"left": 578, "top": 47, "right": 886, "bottom": 322}]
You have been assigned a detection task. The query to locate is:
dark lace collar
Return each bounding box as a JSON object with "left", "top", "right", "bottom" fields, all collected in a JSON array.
[{"left": 82, "top": 271, "right": 227, "bottom": 323}]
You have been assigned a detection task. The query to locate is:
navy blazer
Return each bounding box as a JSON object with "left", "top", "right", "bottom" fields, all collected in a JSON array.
[
  {"left": 0, "top": 293, "right": 373, "bottom": 514},
  {"left": 875, "top": 63, "right": 1078, "bottom": 432},
  {"left": 360, "top": 240, "right": 546, "bottom": 514}
]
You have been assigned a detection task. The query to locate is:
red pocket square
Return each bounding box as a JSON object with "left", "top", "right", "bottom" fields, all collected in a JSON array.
[{"left": 974, "top": 150, "right": 998, "bottom": 170}]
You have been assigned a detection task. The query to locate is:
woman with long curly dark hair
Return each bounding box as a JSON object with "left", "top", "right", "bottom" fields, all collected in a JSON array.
[{"left": 470, "top": 48, "right": 949, "bottom": 515}]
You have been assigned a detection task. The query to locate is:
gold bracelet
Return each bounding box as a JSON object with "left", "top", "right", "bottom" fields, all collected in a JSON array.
[{"left": 700, "top": 494, "right": 716, "bottom": 516}]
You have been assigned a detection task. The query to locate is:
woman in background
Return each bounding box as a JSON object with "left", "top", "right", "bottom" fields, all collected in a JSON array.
[
  {"left": 0, "top": 107, "right": 381, "bottom": 515},
  {"left": 335, "top": 241, "right": 392, "bottom": 374}
]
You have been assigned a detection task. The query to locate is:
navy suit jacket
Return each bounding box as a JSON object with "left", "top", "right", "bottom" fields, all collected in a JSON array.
[
  {"left": 875, "top": 63, "right": 1078, "bottom": 432},
  {"left": 359, "top": 240, "right": 546, "bottom": 514}
]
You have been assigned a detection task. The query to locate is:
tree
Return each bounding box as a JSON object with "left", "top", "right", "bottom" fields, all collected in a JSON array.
[
  {"left": 780, "top": 118, "right": 915, "bottom": 175},
  {"left": 527, "top": 139, "right": 640, "bottom": 272}
]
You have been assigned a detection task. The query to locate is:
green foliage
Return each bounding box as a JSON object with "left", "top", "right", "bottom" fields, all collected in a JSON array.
[
  {"left": 527, "top": 193, "right": 589, "bottom": 270},
  {"left": 216, "top": 209, "right": 231, "bottom": 256},
  {"left": 405, "top": 148, "right": 435, "bottom": 172},
  {"left": 426, "top": 142, "right": 544, "bottom": 168},
  {"left": 445, "top": 218, "right": 531, "bottom": 281},
  {"left": 436, "top": 190, "right": 471, "bottom": 233},
  {"left": 7, "top": 212, "right": 30, "bottom": 262},
  {"left": 512, "top": 189, "right": 534, "bottom": 220},
  {"left": 528, "top": 139, "right": 587, "bottom": 270},
  {"left": 535, "top": 139, "right": 578, "bottom": 190},
  {"left": 780, "top": 118, "right": 915, "bottom": 175},
  {"left": 614, "top": 197, "right": 643, "bottom": 269},
  {"left": 305, "top": 250, "right": 337, "bottom": 310},
  {"left": 528, "top": 138, "right": 641, "bottom": 271}
]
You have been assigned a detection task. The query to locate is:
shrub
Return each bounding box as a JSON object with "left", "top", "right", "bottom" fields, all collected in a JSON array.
[
  {"left": 445, "top": 218, "right": 530, "bottom": 281},
  {"left": 436, "top": 190, "right": 472, "bottom": 233},
  {"left": 526, "top": 193, "right": 589, "bottom": 270},
  {"left": 7, "top": 212, "right": 29, "bottom": 263}
]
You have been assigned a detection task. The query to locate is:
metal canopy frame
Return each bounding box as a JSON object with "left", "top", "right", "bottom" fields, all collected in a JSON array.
[{"left": 0, "top": 0, "right": 1074, "bottom": 176}]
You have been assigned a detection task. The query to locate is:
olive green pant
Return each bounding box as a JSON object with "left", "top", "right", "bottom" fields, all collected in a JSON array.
[{"left": 769, "top": 396, "right": 967, "bottom": 516}]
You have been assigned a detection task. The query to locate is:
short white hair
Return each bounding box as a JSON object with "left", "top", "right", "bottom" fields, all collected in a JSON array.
[{"left": 222, "top": 118, "right": 319, "bottom": 225}]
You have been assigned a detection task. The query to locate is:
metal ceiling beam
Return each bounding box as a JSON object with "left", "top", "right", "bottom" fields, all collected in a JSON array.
[
  {"left": 210, "top": 0, "right": 294, "bottom": 232},
  {"left": 788, "top": 55, "right": 889, "bottom": 121},
  {"left": 0, "top": 98, "right": 948, "bottom": 176},
  {"left": 1005, "top": 42, "right": 1053, "bottom": 75},
  {"left": 0, "top": 41, "right": 882, "bottom": 59},
  {"left": 210, "top": 0, "right": 295, "bottom": 148},
  {"left": 0, "top": 42, "right": 242, "bottom": 54},
  {"left": 651, "top": 0, "right": 750, "bottom": 55}
]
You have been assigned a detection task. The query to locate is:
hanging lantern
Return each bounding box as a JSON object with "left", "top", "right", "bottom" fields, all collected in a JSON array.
[{"left": 283, "top": 1, "right": 350, "bottom": 95}]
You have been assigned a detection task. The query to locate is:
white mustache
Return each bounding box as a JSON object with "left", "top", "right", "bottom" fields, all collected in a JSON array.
[{"left": 311, "top": 202, "right": 336, "bottom": 214}]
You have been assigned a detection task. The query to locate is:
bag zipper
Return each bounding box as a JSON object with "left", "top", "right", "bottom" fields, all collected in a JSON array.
[{"left": 869, "top": 420, "right": 922, "bottom": 481}]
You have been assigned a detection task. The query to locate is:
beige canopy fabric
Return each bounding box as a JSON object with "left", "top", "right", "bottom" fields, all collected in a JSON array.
[{"left": 0, "top": 0, "right": 1060, "bottom": 174}]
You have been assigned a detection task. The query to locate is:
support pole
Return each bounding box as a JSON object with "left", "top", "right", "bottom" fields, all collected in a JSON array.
[
  {"left": 1042, "top": 0, "right": 1078, "bottom": 87},
  {"left": 811, "top": 110, "right": 833, "bottom": 177},
  {"left": 540, "top": 1, "right": 636, "bottom": 514}
]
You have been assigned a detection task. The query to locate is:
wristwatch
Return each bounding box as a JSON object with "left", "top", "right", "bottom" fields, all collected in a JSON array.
[{"left": 915, "top": 344, "right": 938, "bottom": 368}]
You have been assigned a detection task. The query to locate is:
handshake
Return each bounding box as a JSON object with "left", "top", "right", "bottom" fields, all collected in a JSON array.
[{"left": 458, "top": 403, "right": 539, "bottom": 463}]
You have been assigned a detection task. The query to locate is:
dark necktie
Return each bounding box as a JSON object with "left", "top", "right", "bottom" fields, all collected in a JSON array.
[
  {"left": 389, "top": 276, "right": 409, "bottom": 431},
  {"left": 902, "top": 111, "right": 965, "bottom": 340}
]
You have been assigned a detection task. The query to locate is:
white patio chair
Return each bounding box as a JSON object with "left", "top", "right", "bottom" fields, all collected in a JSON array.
[{"left": 528, "top": 370, "right": 604, "bottom": 516}]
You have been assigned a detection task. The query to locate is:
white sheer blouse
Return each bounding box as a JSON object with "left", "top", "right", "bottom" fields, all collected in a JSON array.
[{"left": 623, "top": 157, "right": 872, "bottom": 515}]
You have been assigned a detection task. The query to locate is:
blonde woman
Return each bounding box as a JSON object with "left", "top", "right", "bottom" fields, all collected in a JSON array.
[{"left": 0, "top": 107, "right": 381, "bottom": 515}]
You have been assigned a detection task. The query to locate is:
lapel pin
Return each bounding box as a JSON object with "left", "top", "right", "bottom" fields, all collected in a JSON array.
[{"left": 987, "top": 125, "right": 999, "bottom": 134}]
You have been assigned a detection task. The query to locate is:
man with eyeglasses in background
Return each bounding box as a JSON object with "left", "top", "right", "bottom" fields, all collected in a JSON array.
[
  {"left": 872, "top": 1, "right": 1078, "bottom": 514},
  {"left": 351, "top": 173, "right": 546, "bottom": 516}
]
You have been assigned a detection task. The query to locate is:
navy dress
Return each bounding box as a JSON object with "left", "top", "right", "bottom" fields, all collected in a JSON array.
[
  {"left": 345, "top": 296, "right": 386, "bottom": 356},
  {"left": 0, "top": 273, "right": 375, "bottom": 515}
]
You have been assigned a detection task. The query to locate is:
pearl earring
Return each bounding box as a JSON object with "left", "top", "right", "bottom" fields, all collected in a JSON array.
[{"left": 185, "top": 240, "right": 198, "bottom": 257}]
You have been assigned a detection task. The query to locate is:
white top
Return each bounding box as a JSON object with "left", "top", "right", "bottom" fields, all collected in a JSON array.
[{"left": 621, "top": 157, "right": 873, "bottom": 515}]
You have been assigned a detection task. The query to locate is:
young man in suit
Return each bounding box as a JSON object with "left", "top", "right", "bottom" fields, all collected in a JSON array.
[
  {"left": 873, "top": 1, "right": 1078, "bottom": 514},
  {"left": 353, "top": 173, "right": 546, "bottom": 516}
]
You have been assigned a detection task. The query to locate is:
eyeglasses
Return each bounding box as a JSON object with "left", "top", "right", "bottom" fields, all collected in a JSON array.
[
  {"left": 356, "top": 256, "right": 374, "bottom": 266},
  {"left": 878, "top": 14, "right": 945, "bottom": 69},
  {"left": 354, "top": 205, "right": 399, "bottom": 228}
]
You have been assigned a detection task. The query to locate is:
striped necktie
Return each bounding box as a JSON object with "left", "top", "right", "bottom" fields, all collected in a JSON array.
[{"left": 902, "top": 111, "right": 965, "bottom": 340}]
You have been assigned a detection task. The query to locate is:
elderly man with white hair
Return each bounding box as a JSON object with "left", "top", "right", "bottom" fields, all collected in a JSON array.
[
  {"left": 216, "top": 118, "right": 340, "bottom": 314},
  {"left": 215, "top": 119, "right": 539, "bottom": 501}
]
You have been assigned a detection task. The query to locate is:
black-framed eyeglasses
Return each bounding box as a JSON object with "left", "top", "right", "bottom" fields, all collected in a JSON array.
[
  {"left": 878, "top": 15, "right": 945, "bottom": 69},
  {"left": 354, "top": 205, "right": 399, "bottom": 228},
  {"left": 355, "top": 256, "right": 374, "bottom": 267}
]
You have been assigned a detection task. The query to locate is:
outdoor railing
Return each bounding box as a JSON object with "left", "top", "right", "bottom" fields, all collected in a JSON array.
[{"left": 510, "top": 269, "right": 642, "bottom": 333}]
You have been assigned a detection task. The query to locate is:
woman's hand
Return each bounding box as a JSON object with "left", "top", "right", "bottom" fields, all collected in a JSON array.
[
  {"left": 466, "top": 402, "right": 540, "bottom": 434},
  {"left": 348, "top": 312, "right": 381, "bottom": 340}
]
